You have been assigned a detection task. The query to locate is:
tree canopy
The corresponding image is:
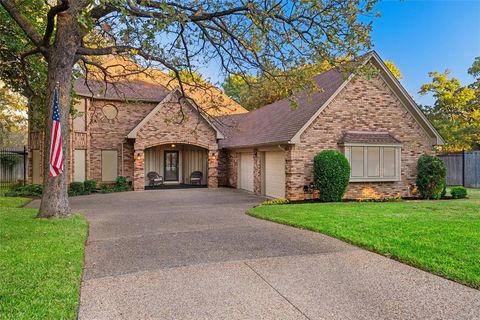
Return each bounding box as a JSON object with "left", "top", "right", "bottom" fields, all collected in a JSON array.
[
  {"left": 0, "top": 0, "right": 48, "bottom": 129},
  {"left": 420, "top": 58, "right": 480, "bottom": 151}
]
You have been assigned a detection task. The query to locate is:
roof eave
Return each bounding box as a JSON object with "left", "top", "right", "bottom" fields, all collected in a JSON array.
[
  {"left": 75, "top": 94, "right": 164, "bottom": 104},
  {"left": 221, "top": 140, "right": 292, "bottom": 149}
]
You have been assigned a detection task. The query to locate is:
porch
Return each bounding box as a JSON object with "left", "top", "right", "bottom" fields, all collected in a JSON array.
[{"left": 137, "top": 143, "right": 217, "bottom": 190}]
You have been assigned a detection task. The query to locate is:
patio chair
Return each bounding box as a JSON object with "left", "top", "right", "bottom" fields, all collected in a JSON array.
[
  {"left": 190, "top": 171, "right": 203, "bottom": 185},
  {"left": 147, "top": 171, "right": 164, "bottom": 186}
]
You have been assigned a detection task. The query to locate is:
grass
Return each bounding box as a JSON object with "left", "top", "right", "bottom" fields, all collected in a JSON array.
[
  {"left": 248, "top": 188, "right": 480, "bottom": 289},
  {"left": 0, "top": 197, "right": 88, "bottom": 319}
]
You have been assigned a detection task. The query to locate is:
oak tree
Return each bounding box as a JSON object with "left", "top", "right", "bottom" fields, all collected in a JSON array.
[{"left": 0, "top": 0, "right": 379, "bottom": 217}]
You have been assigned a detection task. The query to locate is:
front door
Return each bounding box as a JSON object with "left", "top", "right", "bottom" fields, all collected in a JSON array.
[{"left": 164, "top": 151, "right": 179, "bottom": 181}]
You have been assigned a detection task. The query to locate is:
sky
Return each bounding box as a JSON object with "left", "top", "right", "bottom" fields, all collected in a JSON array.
[{"left": 370, "top": 0, "right": 480, "bottom": 106}]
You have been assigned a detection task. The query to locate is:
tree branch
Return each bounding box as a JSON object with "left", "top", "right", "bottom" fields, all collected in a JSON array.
[
  {"left": 43, "top": 0, "right": 70, "bottom": 46},
  {"left": 88, "top": 4, "right": 117, "bottom": 20},
  {"left": 0, "top": 0, "right": 44, "bottom": 49}
]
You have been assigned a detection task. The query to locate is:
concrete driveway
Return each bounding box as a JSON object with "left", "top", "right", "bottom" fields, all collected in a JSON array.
[{"left": 62, "top": 188, "right": 478, "bottom": 319}]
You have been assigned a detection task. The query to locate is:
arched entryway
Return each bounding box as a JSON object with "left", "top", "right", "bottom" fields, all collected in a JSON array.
[{"left": 142, "top": 143, "right": 211, "bottom": 189}]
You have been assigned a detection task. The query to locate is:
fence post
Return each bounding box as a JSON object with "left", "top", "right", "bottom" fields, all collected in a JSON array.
[
  {"left": 462, "top": 149, "right": 466, "bottom": 187},
  {"left": 23, "top": 145, "right": 27, "bottom": 186}
]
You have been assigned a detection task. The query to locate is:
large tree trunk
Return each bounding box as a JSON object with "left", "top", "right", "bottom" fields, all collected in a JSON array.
[{"left": 37, "top": 11, "right": 81, "bottom": 218}]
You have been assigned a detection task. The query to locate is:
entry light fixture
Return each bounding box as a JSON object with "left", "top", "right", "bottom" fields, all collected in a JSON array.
[
  {"left": 135, "top": 152, "right": 142, "bottom": 160},
  {"left": 171, "top": 144, "right": 176, "bottom": 148}
]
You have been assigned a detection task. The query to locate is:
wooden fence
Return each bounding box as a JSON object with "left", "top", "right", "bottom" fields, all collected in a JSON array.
[{"left": 439, "top": 151, "right": 480, "bottom": 188}]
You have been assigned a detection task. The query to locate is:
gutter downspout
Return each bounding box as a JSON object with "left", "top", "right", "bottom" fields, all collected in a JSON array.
[{"left": 121, "top": 138, "right": 126, "bottom": 177}]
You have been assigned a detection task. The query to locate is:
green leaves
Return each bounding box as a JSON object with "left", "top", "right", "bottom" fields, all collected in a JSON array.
[
  {"left": 416, "top": 154, "right": 447, "bottom": 200},
  {"left": 420, "top": 57, "right": 480, "bottom": 151},
  {"left": 313, "top": 150, "right": 351, "bottom": 202}
]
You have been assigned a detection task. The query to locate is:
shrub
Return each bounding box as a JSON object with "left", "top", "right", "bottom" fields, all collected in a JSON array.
[
  {"left": 450, "top": 186, "right": 468, "bottom": 199},
  {"left": 84, "top": 180, "right": 97, "bottom": 194},
  {"left": 69, "top": 182, "right": 85, "bottom": 196},
  {"left": 100, "top": 177, "right": 129, "bottom": 193},
  {"left": 313, "top": 150, "right": 351, "bottom": 202},
  {"left": 114, "top": 176, "right": 129, "bottom": 191},
  {"left": 416, "top": 154, "right": 447, "bottom": 199},
  {"left": 6, "top": 184, "right": 43, "bottom": 197},
  {"left": 100, "top": 184, "right": 114, "bottom": 193}
]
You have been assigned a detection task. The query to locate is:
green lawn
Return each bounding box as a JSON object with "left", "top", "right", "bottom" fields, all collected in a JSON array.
[
  {"left": 248, "top": 188, "right": 480, "bottom": 289},
  {"left": 0, "top": 197, "right": 88, "bottom": 319}
]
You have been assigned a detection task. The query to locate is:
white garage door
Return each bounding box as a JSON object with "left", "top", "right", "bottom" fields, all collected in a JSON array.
[
  {"left": 239, "top": 152, "right": 254, "bottom": 192},
  {"left": 265, "top": 151, "right": 286, "bottom": 198}
]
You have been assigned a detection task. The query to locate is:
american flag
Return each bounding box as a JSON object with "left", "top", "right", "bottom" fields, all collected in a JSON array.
[{"left": 48, "top": 88, "right": 64, "bottom": 177}]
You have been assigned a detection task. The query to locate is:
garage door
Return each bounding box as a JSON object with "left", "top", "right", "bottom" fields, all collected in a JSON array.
[
  {"left": 239, "top": 152, "right": 254, "bottom": 192},
  {"left": 265, "top": 151, "right": 286, "bottom": 198}
]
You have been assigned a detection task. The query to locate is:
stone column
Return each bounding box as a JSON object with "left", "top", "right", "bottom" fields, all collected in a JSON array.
[
  {"left": 285, "top": 145, "right": 304, "bottom": 200},
  {"left": 133, "top": 149, "right": 145, "bottom": 191},
  {"left": 208, "top": 147, "right": 219, "bottom": 188},
  {"left": 253, "top": 149, "right": 263, "bottom": 195}
]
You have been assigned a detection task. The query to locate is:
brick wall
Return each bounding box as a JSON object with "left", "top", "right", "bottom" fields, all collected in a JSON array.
[
  {"left": 286, "top": 74, "right": 434, "bottom": 200},
  {"left": 134, "top": 94, "right": 219, "bottom": 190},
  {"left": 87, "top": 99, "right": 157, "bottom": 184}
]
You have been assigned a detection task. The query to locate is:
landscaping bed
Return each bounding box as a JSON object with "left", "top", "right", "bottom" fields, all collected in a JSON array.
[
  {"left": 0, "top": 198, "right": 88, "bottom": 319},
  {"left": 248, "top": 188, "right": 480, "bottom": 289}
]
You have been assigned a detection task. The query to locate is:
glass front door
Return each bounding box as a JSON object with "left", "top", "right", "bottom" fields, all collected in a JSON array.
[{"left": 164, "top": 151, "right": 179, "bottom": 181}]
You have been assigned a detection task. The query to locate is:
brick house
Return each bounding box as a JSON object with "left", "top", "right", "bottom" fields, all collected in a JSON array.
[{"left": 28, "top": 51, "right": 444, "bottom": 200}]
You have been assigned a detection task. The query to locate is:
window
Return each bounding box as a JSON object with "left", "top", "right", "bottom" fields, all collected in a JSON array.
[
  {"left": 101, "top": 150, "right": 118, "bottom": 182},
  {"left": 74, "top": 149, "right": 86, "bottom": 182},
  {"left": 102, "top": 104, "right": 118, "bottom": 120},
  {"left": 344, "top": 145, "right": 401, "bottom": 182},
  {"left": 73, "top": 99, "right": 86, "bottom": 132}
]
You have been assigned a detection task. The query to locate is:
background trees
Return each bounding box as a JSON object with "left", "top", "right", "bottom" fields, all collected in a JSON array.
[
  {"left": 420, "top": 57, "right": 479, "bottom": 151},
  {"left": 0, "top": 83, "right": 27, "bottom": 147}
]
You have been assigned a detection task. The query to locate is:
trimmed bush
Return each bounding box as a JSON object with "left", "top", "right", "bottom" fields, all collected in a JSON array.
[
  {"left": 416, "top": 154, "right": 447, "bottom": 199},
  {"left": 69, "top": 182, "right": 85, "bottom": 196},
  {"left": 450, "top": 186, "right": 467, "bottom": 199},
  {"left": 84, "top": 180, "right": 97, "bottom": 194},
  {"left": 313, "top": 150, "right": 351, "bottom": 202},
  {"left": 114, "top": 176, "right": 129, "bottom": 191}
]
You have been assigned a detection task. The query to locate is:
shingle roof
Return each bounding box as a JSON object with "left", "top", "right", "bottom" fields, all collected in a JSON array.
[
  {"left": 338, "top": 131, "right": 401, "bottom": 145},
  {"left": 74, "top": 78, "right": 170, "bottom": 102},
  {"left": 75, "top": 57, "right": 248, "bottom": 116},
  {"left": 215, "top": 69, "right": 347, "bottom": 148}
]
